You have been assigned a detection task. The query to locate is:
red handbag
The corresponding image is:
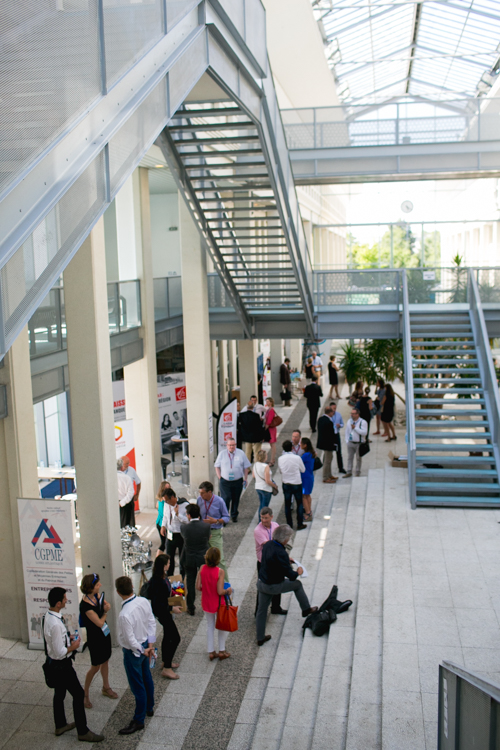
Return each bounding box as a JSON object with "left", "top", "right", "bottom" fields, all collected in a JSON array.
[{"left": 215, "top": 596, "right": 238, "bottom": 632}]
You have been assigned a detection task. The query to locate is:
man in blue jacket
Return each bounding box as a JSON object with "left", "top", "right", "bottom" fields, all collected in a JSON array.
[{"left": 255, "top": 524, "right": 317, "bottom": 646}]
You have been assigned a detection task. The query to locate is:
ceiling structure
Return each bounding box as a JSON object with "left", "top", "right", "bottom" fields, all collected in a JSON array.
[{"left": 311, "top": 0, "right": 500, "bottom": 111}]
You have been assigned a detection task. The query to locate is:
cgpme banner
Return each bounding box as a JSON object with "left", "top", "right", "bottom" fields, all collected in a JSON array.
[
  {"left": 216, "top": 398, "right": 238, "bottom": 455},
  {"left": 18, "top": 497, "right": 78, "bottom": 649}
]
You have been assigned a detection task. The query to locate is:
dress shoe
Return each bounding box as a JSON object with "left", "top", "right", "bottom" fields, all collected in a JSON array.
[
  {"left": 338, "top": 469, "right": 346, "bottom": 474},
  {"left": 78, "top": 731, "right": 105, "bottom": 742},
  {"left": 118, "top": 721, "right": 145, "bottom": 736},
  {"left": 330, "top": 476, "right": 338, "bottom": 481},
  {"left": 257, "top": 635, "right": 272, "bottom": 646},
  {"left": 232, "top": 517, "right": 238, "bottom": 523},
  {"left": 337, "top": 600, "right": 353, "bottom": 614},
  {"left": 55, "top": 723, "right": 76, "bottom": 736},
  {"left": 187, "top": 608, "right": 195, "bottom": 616},
  {"left": 297, "top": 524, "right": 307, "bottom": 530},
  {"left": 146, "top": 709, "right": 154, "bottom": 717},
  {"left": 342, "top": 472, "right": 352, "bottom": 478},
  {"left": 271, "top": 608, "right": 288, "bottom": 615},
  {"left": 323, "top": 478, "right": 336, "bottom": 484},
  {"left": 302, "top": 606, "right": 318, "bottom": 618}
]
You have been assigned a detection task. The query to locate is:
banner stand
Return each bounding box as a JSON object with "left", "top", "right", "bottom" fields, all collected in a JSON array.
[{"left": 216, "top": 398, "right": 238, "bottom": 455}]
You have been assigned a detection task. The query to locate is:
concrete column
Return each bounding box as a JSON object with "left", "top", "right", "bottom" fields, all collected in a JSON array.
[
  {"left": 179, "top": 197, "right": 214, "bottom": 487},
  {"left": 270, "top": 338, "right": 283, "bottom": 401},
  {"left": 0, "top": 328, "right": 40, "bottom": 640},
  {"left": 289, "top": 339, "right": 303, "bottom": 372},
  {"left": 64, "top": 220, "right": 123, "bottom": 637},
  {"left": 228, "top": 340, "right": 238, "bottom": 392},
  {"left": 211, "top": 341, "right": 219, "bottom": 414},
  {"left": 122, "top": 168, "right": 161, "bottom": 509},
  {"left": 219, "top": 340, "right": 229, "bottom": 406},
  {"left": 238, "top": 339, "right": 258, "bottom": 403}
]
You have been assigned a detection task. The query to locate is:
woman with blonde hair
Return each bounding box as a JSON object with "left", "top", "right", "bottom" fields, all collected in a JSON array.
[
  {"left": 253, "top": 449, "right": 276, "bottom": 512},
  {"left": 156, "top": 480, "right": 171, "bottom": 552},
  {"left": 196, "top": 547, "right": 233, "bottom": 661}
]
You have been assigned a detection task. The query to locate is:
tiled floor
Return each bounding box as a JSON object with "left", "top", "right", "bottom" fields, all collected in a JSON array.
[{"left": 2, "top": 383, "right": 500, "bottom": 749}]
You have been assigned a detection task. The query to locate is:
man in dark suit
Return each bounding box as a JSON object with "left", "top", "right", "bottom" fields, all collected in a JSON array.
[
  {"left": 280, "top": 358, "right": 292, "bottom": 406},
  {"left": 303, "top": 376, "right": 323, "bottom": 432},
  {"left": 180, "top": 503, "right": 211, "bottom": 616},
  {"left": 317, "top": 406, "right": 337, "bottom": 484}
]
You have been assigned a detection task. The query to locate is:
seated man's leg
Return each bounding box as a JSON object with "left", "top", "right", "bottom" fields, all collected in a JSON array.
[
  {"left": 256, "top": 581, "right": 274, "bottom": 641},
  {"left": 280, "top": 579, "right": 311, "bottom": 613}
]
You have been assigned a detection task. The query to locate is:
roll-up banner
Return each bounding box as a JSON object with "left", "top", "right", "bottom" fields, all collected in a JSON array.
[
  {"left": 17, "top": 497, "right": 78, "bottom": 649},
  {"left": 217, "top": 398, "right": 238, "bottom": 455}
]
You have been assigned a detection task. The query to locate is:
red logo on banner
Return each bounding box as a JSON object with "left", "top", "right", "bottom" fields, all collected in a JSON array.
[
  {"left": 223, "top": 413, "right": 232, "bottom": 423},
  {"left": 175, "top": 386, "right": 186, "bottom": 401},
  {"left": 224, "top": 431, "right": 233, "bottom": 441}
]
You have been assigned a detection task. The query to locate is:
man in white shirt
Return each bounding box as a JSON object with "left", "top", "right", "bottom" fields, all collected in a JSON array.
[
  {"left": 290, "top": 430, "right": 304, "bottom": 456},
  {"left": 278, "top": 440, "right": 307, "bottom": 531},
  {"left": 240, "top": 395, "right": 266, "bottom": 419},
  {"left": 214, "top": 437, "right": 251, "bottom": 522},
  {"left": 160, "top": 487, "right": 188, "bottom": 577},
  {"left": 311, "top": 350, "right": 323, "bottom": 375},
  {"left": 117, "top": 458, "right": 135, "bottom": 528},
  {"left": 43, "top": 587, "right": 104, "bottom": 742},
  {"left": 121, "top": 455, "right": 141, "bottom": 523},
  {"left": 116, "top": 576, "right": 156, "bottom": 735},
  {"left": 344, "top": 408, "right": 368, "bottom": 478}
]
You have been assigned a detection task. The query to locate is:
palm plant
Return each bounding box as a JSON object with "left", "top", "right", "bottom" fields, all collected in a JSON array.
[{"left": 339, "top": 343, "right": 367, "bottom": 389}]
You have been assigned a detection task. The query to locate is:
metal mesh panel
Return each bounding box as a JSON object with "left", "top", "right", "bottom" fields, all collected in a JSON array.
[
  {"left": 218, "top": 0, "right": 245, "bottom": 37},
  {"left": 0, "top": 0, "right": 101, "bottom": 196},
  {"left": 108, "top": 79, "right": 168, "bottom": 195},
  {"left": 315, "top": 270, "right": 400, "bottom": 307},
  {"left": 103, "top": 0, "right": 163, "bottom": 88},
  {"left": 169, "top": 32, "right": 207, "bottom": 116},
  {"left": 207, "top": 274, "right": 233, "bottom": 309},
  {"left": 477, "top": 268, "right": 500, "bottom": 303},
  {"left": 406, "top": 267, "right": 468, "bottom": 304},
  {"left": 166, "top": 0, "right": 192, "bottom": 30},
  {"left": 1, "top": 152, "right": 105, "bottom": 347},
  {"left": 458, "top": 680, "right": 491, "bottom": 750}
]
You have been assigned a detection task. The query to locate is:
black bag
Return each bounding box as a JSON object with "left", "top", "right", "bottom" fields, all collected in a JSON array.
[
  {"left": 280, "top": 389, "right": 292, "bottom": 401},
  {"left": 359, "top": 441, "right": 370, "bottom": 458},
  {"left": 313, "top": 456, "right": 323, "bottom": 471},
  {"left": 140, "top": 577, "right": 151, "bottom": 599}
]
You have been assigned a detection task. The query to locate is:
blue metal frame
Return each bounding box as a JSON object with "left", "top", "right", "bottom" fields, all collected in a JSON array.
[{"left": 402, "top": 270, "right": 416, "bottom": 509}]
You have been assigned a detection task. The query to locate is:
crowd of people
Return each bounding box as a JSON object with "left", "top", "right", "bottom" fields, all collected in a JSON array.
[{"left": 41, "top": 349, "right": 399, "bottom": 741}]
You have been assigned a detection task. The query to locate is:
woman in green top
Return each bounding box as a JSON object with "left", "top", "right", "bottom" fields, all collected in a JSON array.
[{"left": 156, "top": 480, "right": 171, "bottom": 552}]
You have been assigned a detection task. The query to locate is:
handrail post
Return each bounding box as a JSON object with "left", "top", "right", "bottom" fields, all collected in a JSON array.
[{"left": 402, "top": 269, "right": 416, "bottom": 509}]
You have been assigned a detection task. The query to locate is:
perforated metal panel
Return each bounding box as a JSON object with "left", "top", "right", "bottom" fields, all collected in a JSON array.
[
  {"left": 0, "top": 0, "right": 101, "bottom": 196},
  {"left": 103, "top": 0, "right": 164, "bottom": 88},
  {"left": 1, "top": 152, "right": 106, "bottom": 349},
  {"left": 108, "top": 79, "right": 168, "bottom": 195},
  {"left": 458, "top": 681, "right": 491, "bottom": 750}
]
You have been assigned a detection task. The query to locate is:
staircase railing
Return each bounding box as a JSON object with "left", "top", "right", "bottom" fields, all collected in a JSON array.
[
  {"left": 402, "top": 269, "right": 416, "bottom": 509},
  {"left": 468, "top": 268, "right": 500, "bottom": 480},
  {"left": 439, "top": 661, "right": 500, "bottom": 748}
]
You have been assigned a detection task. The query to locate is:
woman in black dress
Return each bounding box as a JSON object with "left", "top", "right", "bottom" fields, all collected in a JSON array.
[
  {"left": 304, "top": 357, "right": 314, "bottom": 381},
  {"left": 79, "top": 573, "right": 117, "bottom": 708},
  {"left": 328, "top": 355, "right": 340, "bottom": 399},
  {"left": 357, "top": 387, "right": 374, "bottom": 439},
  {"left": 381, "top": 383, "right": 396, "bottom": 441},
  {"left": 149, "top": 553, "right": 182, "bottom": 680}
]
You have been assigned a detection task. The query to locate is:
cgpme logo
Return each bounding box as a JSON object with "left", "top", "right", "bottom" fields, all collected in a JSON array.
[
  {"left": 175, "top": 386, "right": 186, "bottom": 401},
  {"left": 31, "top": 520, "right": 64, "bottom": 561},
  {"left": 223, "top": 413, "right": 232, "bottom": 423}
]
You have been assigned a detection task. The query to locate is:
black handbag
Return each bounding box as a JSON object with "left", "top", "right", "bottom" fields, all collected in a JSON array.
[
  {"left": 313, "top": 456, "right": 323, "bottom": 471},
  {"left": 280, "top": 389, "right": 292, "bottom": 401},
  {"left": 359, "top": 441, "right": 370, "bottom": 458}
]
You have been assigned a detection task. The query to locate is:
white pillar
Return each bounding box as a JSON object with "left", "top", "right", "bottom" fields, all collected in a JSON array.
[
  {"left": 122, "top": 168, "right": 161, "bottom": 509},
  {"left": 238, "top": 339, "right": 258, "bottom": 404},
  {"left": 179, "top": 197, "right": 215, "bottom": 488},
  {"left": 270, "top": 338, "right": 283, "bottom": 401},
  {"left": 289, "top": 339, "right": 302, "bottom": 372},
  {"left": 211, "top": 341, "right": 219, "bottom": 415},
  {"left": 64, "top": 220, "right": 123, "bottom": 638},
  {"left": 228, "top": 340, "right": 238, "bottom": 392},
  {"left": 0, "top": 328, "right": 40, "bottom": 640},
  {"left": 219, "top": 341, "right": 229, "bottom": 406}
]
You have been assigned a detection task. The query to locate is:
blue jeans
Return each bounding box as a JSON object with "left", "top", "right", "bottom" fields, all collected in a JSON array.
[
  {"left": 282, "top": 483, "right": 304, "bottom": 528},
  {"left": 122, "top": 640, "right": 154, "bottom": 724},
  {"left": 256, "top": 489, "right": 272, "bottom": 513}
]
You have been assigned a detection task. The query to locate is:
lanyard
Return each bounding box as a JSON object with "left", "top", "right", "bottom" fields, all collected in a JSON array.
[
  {"left": 122, "top": 595, "right": 136, "bottom": 608},
  {"left": 204, "top": 498, "right": 214, "bottom": 517},
  {"left": 266, "top": 525, "right": 273, "bottom": 541},
  {"left": 227, "top": 450, "right": 234, "bottom": 468}
]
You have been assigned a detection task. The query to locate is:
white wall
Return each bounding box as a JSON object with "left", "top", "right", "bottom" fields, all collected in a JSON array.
[{"left": 150, "top": 193, "right": 182, "bottom": 277}]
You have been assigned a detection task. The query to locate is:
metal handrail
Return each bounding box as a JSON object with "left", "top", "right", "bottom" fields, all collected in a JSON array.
[
  {"left": 402, "top": 270, "right": 416, "bottom": 510},
  {"left": 468, "top": 269, "right": 500, "bottom": 469}
]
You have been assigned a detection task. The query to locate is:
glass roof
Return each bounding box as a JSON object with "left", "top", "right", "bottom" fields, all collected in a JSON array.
[{"left": 311, "top": 0, "right": 500, "bottom": 109}]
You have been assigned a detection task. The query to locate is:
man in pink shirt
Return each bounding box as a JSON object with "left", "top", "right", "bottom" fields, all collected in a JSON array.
[{"left": 254, "top": 508, "right": 286, "bottom": 615}]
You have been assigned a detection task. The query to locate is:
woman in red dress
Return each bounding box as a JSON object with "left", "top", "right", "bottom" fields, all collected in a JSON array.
[{"left": 265, "top": 397, "right": 277, "bottom": 466}]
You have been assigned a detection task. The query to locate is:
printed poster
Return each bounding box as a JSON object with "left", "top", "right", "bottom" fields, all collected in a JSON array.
[
  {"left": 217, "top": 398, "right": 238, "bottom": 455},
  {"left": 157, "top": 374, "right": 187, "bottom": 455},
  {"left": 17, "top": 497, "right": 78, "bottom": 649}
]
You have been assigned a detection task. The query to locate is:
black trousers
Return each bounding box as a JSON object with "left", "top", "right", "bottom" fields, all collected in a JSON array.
[
  {"left": 120, "top": 500, "right": 135, "bottom": 528},
  {"left": 333, "top": 433, "right": 344, "bottom": 472},
  {"left": 166, "top": 533, "right": 185, "bottom": 577},
  {"left": 158, "top": 615, "right": 181, "bottom": 668},
  {"left": 308, "top": 406, "right": 319, "bottom": 431},
  {"left": 156, "top": 524, "right": 166, "bottom": 552},
  {"left": 53, "top": 659, "right": 88, "bottom": 735},
  {"left": 255, "top": 561, "right": 281, "bottom": 615},
  {"left": 184, "top": 552, "right": 205, "bottom": 613},
  {"left": 283, "top": 483, "right": 304, "bottom": 529},
  {"left": 219, "top": 477, "right": 244, "bottom": 520}
]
